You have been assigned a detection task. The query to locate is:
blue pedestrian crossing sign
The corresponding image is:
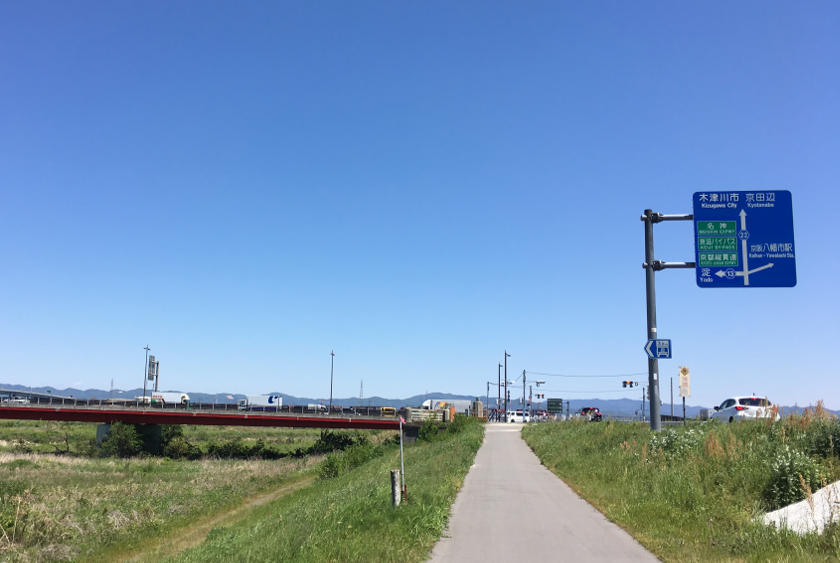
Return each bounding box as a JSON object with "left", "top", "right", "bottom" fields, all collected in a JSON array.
[
  {"left": 645, "top": 339, "right": 672, "bottom": 359},
  {"left": 693, "top": 190, "right": 796, "bottom": 288}
]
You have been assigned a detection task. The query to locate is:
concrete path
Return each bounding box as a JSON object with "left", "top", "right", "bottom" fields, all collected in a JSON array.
[{"left": 429, "top": 424, "right": 658, "bottom": 562}]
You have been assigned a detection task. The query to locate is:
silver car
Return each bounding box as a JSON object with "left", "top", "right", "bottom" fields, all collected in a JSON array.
[{"left": 710, "top": 396, "right": 779, "bottom": 423}]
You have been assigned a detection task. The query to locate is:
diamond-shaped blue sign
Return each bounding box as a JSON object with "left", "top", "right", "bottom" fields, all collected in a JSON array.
[{"left": 693, "top": 190, "right": 796, "bottom": 288}]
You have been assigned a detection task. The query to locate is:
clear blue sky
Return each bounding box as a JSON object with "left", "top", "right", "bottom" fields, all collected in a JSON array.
[{"left": 1, "top": 1, "right": 838, "bottom": 409}]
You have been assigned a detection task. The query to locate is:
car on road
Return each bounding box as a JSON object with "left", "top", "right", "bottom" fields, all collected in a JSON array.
[
  {"left": 710, "top": 396, "right": 779, "bottom": 423},
  {"left": 507, "top": 410, "right": 529, "bottom": 423},
  {"left": 578, "top": 407, "right": 602, "bottom": 422}
]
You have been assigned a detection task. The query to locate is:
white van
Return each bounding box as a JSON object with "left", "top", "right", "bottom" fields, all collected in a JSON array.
[{"left": 506, "top": 410, "right": 529, "bottom": 423}]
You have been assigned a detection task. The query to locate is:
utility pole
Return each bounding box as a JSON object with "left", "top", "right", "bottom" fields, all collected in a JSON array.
[
  {"left": 529, "top": 384, "right": 533, "bottom": 421},
  {"left": 497, "top": 362, "right": 502, "bottom": 420},
  {"left": 329, "top": 350, "right": 335, "bottom": 413},
  {"left": 504, "top": 351, "right": 510, "bottom": 422},
  {"left": 142, "top": 345, "right": 150, "bottom": 403},
  {"left": 670, "top": 376, "right": 674, "bottom": 418},
  {"left": 522, "top": 370, "right": 526, "bottom": 422}
]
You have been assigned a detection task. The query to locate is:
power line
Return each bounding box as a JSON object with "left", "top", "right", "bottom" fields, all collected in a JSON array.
[
  {"left": 535, "top": 389, "right": 629, "bottom": 394},
  {"left": 527, "top": 370, "right": 647, "bottom": 379}
]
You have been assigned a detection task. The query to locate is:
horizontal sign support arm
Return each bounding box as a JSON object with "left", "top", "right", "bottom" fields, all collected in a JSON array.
[
  {"left": 640, "top": 212, "right": 694, "bottom": 223},
  {"left": 642, "top": 260, "right": 697, "bottom": 271}
]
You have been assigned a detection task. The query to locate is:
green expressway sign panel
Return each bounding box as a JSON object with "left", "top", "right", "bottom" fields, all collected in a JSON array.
[{"left": 546, "top": 398, "right": 563, "bottom": 413}]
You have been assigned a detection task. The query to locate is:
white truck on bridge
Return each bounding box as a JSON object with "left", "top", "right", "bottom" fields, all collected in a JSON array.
[
  {"left": 149, "top": 392, "right": 190, "bottom": 406},
  {"left": 238, "top": 394, "right": 282, "bottom": 411}
]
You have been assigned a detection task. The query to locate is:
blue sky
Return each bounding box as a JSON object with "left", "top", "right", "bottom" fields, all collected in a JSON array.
[{"left": 1, "top": 1, "right": 838, "bottom": 409}]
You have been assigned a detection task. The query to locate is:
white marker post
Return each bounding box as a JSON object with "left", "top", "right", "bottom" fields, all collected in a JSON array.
[{"left": 399, "top": 415, "right": 406, "bottom": 498}]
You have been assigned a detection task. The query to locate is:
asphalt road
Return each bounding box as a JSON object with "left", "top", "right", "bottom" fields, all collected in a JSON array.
[{"left": 429, "top": 423, "right": 658, "bottom": 562}]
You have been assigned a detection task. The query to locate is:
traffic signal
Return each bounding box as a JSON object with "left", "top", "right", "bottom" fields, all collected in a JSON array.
[{"left": 622, "top": 381, "right": 639, "bottom": 388}]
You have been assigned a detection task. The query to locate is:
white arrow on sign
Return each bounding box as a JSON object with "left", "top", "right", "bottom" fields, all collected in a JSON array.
[
  {"left": 739, "top": 210, "right": 750, "bottom": 285},
  {"left": 736, "top": 263, "right": 774, "bottom": 276},
  {"left": 644, "top": 339, "right": 671, "bottom": 359}
]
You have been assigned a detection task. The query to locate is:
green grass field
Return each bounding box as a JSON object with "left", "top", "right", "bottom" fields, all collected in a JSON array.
[
  {"left": 0, "top": 417, "right": 482, "bottom": 562},
  {"left": 522, "top": 412, "right": 840, "bottom": 562},
  {"left": 0, "top": 420, "right": 395, "bottom": 561},
  {"left": 174, "top": 417, "right": 485, "bottom": 562}
]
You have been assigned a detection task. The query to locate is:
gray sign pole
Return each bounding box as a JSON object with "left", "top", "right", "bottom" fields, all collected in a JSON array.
[
  {"left": 642, "top": 210, "right": 662, "bottom": 431},
  {"left": 641, "top": 210, "right": 695, "bottom": 431}
]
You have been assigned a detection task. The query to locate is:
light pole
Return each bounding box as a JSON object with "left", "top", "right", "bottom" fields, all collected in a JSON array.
[
  {"left": 142, "top": 345, "right": 150, "bottom": 403},
  {"left": 329, "top": 350, "right": 335, "bottom": 414},
  {"left": 504, "top": 351, "right": 510, "bottom": 422},
  {"left": 497, "top": 363, "right": 502, "bottom": 421}
]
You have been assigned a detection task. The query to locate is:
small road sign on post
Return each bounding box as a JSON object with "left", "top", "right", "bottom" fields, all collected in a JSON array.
[
  {"left": 679, "top": 366, "right": 690, "bottom": 398},
  {"left": 678, "top": 366, "right": 690, "bottom": 426},
  {"left": 693, "top": 190, "right": 796, "bottom": 287},
  {"left": 645, "top": 339, "right": 672, "bottom": 359}
]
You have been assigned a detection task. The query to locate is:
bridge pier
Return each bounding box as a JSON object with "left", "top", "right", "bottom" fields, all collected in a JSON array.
[{"left": 95, "top": 423, "right": 111, "bottom": 445}]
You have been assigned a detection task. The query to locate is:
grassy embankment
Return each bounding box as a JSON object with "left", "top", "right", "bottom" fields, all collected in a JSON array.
[
  {"left": 0, "top": 420, "right": 392, "bottom": 561},
  {"left": 174, "top": 417, "right": 485, "bottom": 562},
  {"left": 523, "top": 409, "right": 840, "bottom": 561}
]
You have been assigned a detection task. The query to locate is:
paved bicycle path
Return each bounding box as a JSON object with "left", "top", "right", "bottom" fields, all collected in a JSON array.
[{"left": 429, "top": 424, "right": 658, "bottom": 562}]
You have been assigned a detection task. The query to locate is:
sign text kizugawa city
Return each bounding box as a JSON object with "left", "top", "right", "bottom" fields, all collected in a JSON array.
[{"left": 693, "top": 190, "right": 796, "bottom": 287}]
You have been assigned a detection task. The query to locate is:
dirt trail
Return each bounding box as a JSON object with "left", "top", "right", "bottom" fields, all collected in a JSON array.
[{"left": 107, "top": 475, "right": 316, "bottom": 563}]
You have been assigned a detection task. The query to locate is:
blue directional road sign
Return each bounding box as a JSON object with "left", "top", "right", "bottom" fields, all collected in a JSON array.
[
  {"left": 693, "top": 190, "right": 796, "bottom": 287},
  {"left": 645, "top": 339, "right": 672, "bottom": 359}
]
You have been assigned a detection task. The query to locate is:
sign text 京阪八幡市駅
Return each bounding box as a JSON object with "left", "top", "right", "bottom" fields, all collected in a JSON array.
[{"left": 693, "top": 190, "right": 796, "bottom": 287}]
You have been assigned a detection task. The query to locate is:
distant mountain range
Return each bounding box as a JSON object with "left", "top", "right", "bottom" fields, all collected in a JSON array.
[{"left": 1, "top": 383, "right": 836, "bottom": 418}]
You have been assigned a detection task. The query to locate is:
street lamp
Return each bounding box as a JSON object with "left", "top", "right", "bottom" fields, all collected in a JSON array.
[
  {"left": 329, "top": 350, "right": 335, "bottom": 414},
  {"left": 142, "top": 345, "right": 150, "bottom": 403}
]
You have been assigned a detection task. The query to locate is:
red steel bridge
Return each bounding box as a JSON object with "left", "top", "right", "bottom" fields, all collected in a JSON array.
[{"left": 0, "top": 405, "right": 401, "bottom": 430}]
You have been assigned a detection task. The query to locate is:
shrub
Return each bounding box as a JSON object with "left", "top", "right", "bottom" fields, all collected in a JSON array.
[
  {"left": 161, "top": 425, "right": 184, "bottom": 448},
  {"left": 310, "top": 430, "right": 368, "bottom": 454},
  {"left": 318, "top": 442, "right": 384, "bottom": 480},
  {"left": 163, "top": 436, "right": 202, "bottom": 460},
  {"left": 446, "top": 414, "right": 471, "bottom": 435},
  {"left": 763, "top": 445, "right": 824, "bottom": 510},
  {"left": 806, "top": 418, "right": 840, "bottom": 459},
  {"left": 99, "top": 422, "right": 143, "bottom": 458},
  {"left": 418, "top": 419, "right": 444, "bottom": 442},
  {"left": 648, "top": 427, "right": 705, "bottom": 459}
]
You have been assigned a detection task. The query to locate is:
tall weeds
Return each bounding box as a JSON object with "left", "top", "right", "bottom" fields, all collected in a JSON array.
[{"left": 523, "top": 410, "right": 840, "bottom": 561}]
